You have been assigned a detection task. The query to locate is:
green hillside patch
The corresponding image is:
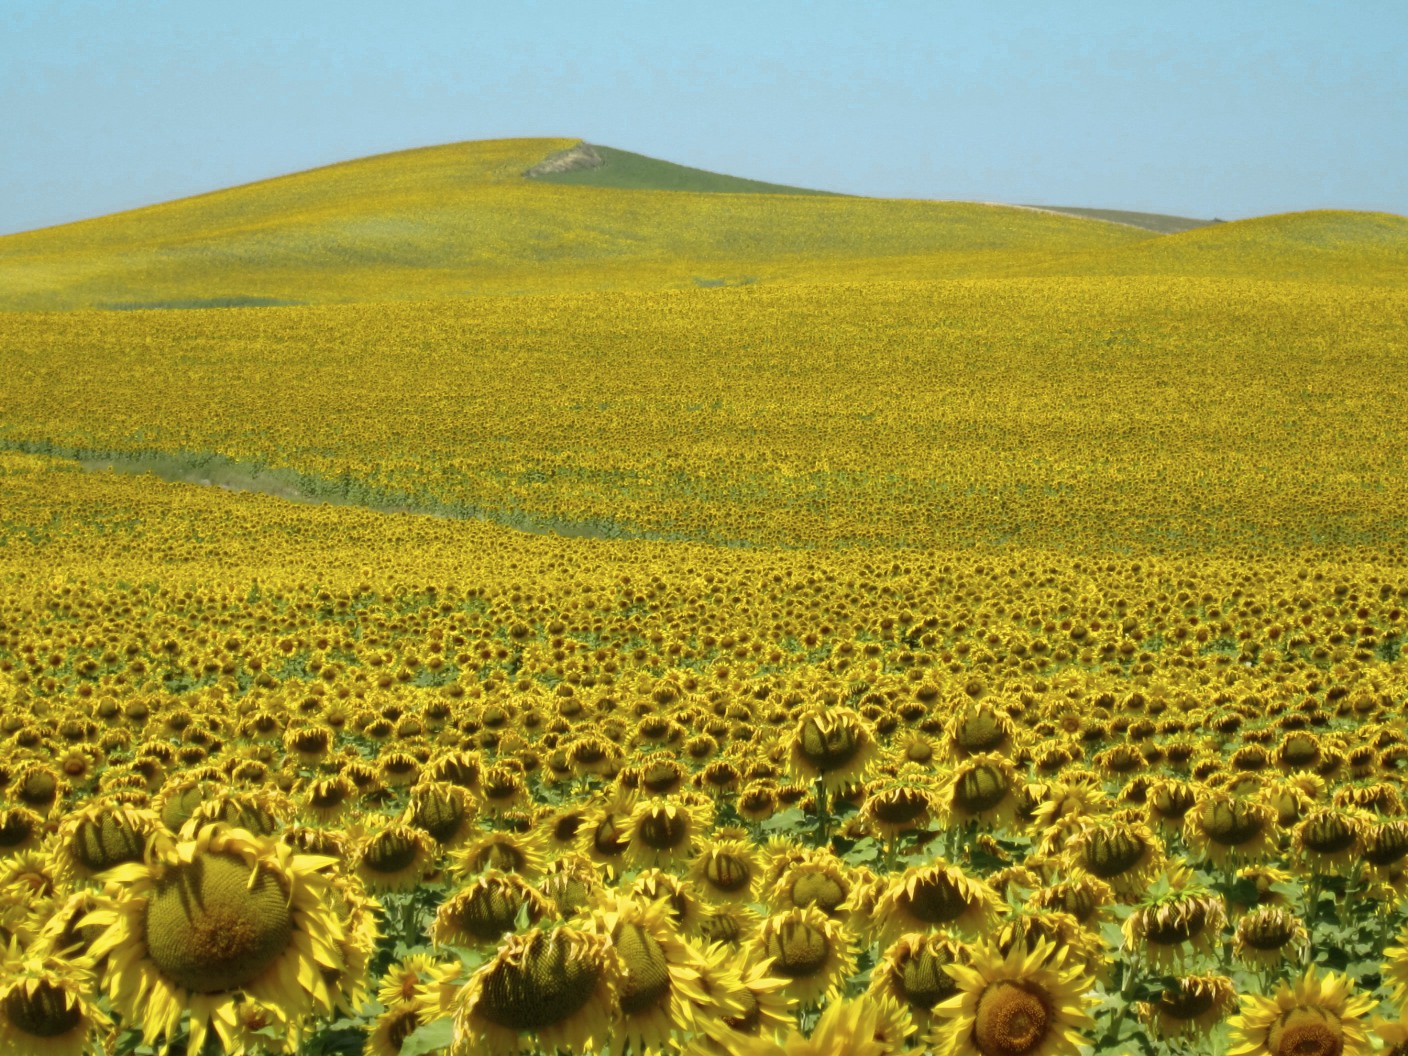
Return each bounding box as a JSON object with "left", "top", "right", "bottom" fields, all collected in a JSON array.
[
  {"left": 1024, "top": 205, "right": 1217, "bottom": 234},
  {"left": 524, "top": 142, "right": 838, "bottom": 196}
]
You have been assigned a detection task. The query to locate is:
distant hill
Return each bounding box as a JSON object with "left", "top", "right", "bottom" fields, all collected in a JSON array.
[
  {"left": 1022, "top": 205, "right": 1216, "bottom": 234},
  {"left": 524, "top": 142, "right": 837, "bottom": 196},
  {"left": 0, "top": 137, "right": 1400, "bottom": 309},
  {"left": 0, "top": 138, "right": 1150, "bottom": 310}
]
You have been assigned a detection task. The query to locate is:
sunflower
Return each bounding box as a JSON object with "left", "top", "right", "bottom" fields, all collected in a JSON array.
[
  {"left": 869, "top": 861, "right": 1001, "bottom": 946},
  {"left": 432, "top": 870, "right": 558, "bottom": 948},
  {"left": 301, "top": 775, "right": 356, "bottom": 824},
  {"left": 1184, "top": 791, "right": 1278, "bottom": 867},
  {"left": 750, "top": 906, "right": 856, "bottom": 1006},
  {"left": 1227, "top": 968, "right": 1375, "bottom": 1056},
  {"left": 688, "top": 837, "right": 762, "bottom": 903},
  {"left": 997, "top": 909, "right": 1106, "bottom": 978},
  {"left": 366, "top": 999, "right": 430, "bottom": 1056},
  {"left": 1372, "top": 1016, "right": 1408, "bottom": 1056},
  {"left": 587, "top": 892, "right": 725, "bottom": 1054},
  {"left": 537, "top": 854, "right": 605, "bottom": 919},
  {"left": 377, "top": 952, "right": 463, "bottom": 1009},
  {"left": 862, "top": 772, "right": 937, "bottom": 840},
  {"left": 0, "top": 807, "right": 46, "bottom": 857},
  {"left": 940, "top": 754, "right": 1024, "bottom": 831},
  {"left": 870, "top": 932, "right": 972, "bottom": 1033},
  {"left": 82, "top": 824, "right": 355, "bottom": 1055},
  {"left": 1122, "top": 885, "right": 1227, "bottom": 971},
  {"left": 1145, "top": 778, "right": 1198, "bottom": 836},
  {"left": 1028, "top": 876, "right": 1114, "bottom": 928},
  {"left": 1233, "top": 906, "right": 1309, "bottom": 970},
  {"left": 787, "top": 706, "right": 878, "bottom": 793},
  {"left": 354, "top": 824, "right": 438, "bottom": 893},
  {"left": 454, "top": 828, "right": 549, "bottom": 880},
  {"left": 33, "top": 890, "right": 111, "bottom": 966},
  {"left": 1063, "top": 819, "right": 1166, "bottom": 898},
  {"left": 769, "top": 852, "right": 853, "bottom": 918},
  {"left": 404, "top": 781, "right": 477, "bottom": 850},
  {"left": 694, "top": 904, "right": 762, "bottom": 948},
  {"left": 53, "top": 801, "right": 162, "bottom": 883},
  {"left": 1030, "top": 778, "right": 1107, "bottom": 832},
  {"left": 0, "top": 952, "right": 108, "bottom": 1056},
  {"left": 625, "top": 796, "right": 713, "bottom": 869},
  {"left": 930, "top": 939, "right": 1095, "bottom": 1056},
  {"left": 1137, "top": 973, "right": 1238, "bottom": 1040},
  {"left": 688, "top": 942, "right": 792, "bottom": 1054},
  {"left": 945, "top": 700, "right": 1015, "bottom": 762},
  {"left": 579, "top": 792, "right": 636, "bottom": 876},
  {"left": 451, "top": 924, "right": 623, "bottom": 1056},
  {"left": 632, "top": 869, "right": 705, "bottom": 936},
  {"left": 1293, "top": 807, "right": 1366, "bottom": 876},
  {"left": 733, "top": 992, "right": 915, "bottom": 1056}
]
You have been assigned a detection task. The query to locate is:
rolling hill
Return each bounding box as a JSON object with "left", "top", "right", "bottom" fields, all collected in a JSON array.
[{"left": 0, "top": 137, "right": 1402, "bottom": 310}]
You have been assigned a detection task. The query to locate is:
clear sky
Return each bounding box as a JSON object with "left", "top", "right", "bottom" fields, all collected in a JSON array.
[{"left": 2, "top": 0, "right": 1405, "bottom": 235}]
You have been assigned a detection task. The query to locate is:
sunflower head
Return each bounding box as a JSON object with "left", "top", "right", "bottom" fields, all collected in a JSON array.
[
  {"left": 1227, "top": 968, "right": 1375, "bottom": 1056},
  {"left": 787, "top": 706, "right": 878, "bottom": 791},
  {"left": 0, "top": 953, "right": 109, "bottom": 1056},
  {"left": 452, "top": 925, "right": 623, "bottom": 1056},
  {"left": 432, "top": 870, "right": 558, "bottom": 948}
]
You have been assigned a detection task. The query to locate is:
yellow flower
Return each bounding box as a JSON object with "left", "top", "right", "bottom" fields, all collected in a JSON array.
[
  {"left": 930, "top": 939, "right": 1095, "bottom": 1056},
  {"left": 750, "top": 906, "right": 856, "bottom": 1006},
  {"left": 1137, "top": 973, "right": 1237, "bottom": 1039},
  {"left": 1227, "top": 968, "right": 1374, "bottom": 1056},
  {"left": 83, "top": 824, "right": 362, "bottom": 1055},
  {"left": 451, "top": 924, "right": 623, "bottom": 1056},
  {"left": 0, "top": 953, "right": 109, "bottom": 1056},
  {"left": 787, "top": 706, "right": 878, "bottom": 793}
]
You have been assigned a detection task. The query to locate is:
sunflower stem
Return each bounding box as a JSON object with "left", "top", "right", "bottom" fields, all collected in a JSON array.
[{"left": 814, "top": 778, "right": 831, "bottom": 848}]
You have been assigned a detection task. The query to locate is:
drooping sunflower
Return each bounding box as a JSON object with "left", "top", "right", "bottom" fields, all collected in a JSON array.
[
  {"left": 1292, "top": 807, "right": 1366, "bottom": 876},
  {"left": 1122, "top": 885, "right": 1227, "bottom": 971},
  {"left": 0, "top": 952, "right": 109, "bottom": 1056},
  {"left": 403, "top": 780, "right": 477, "bottom": 850},
  {"left": 1227, "top": 968, "right": 1375, "bottom": 1056},
  {"left": 82, "top": 824, "right": 355, "bottom": 1055},
  {"left": 868, "top": 861, "right": 1002, "bottom": 946},
  {"left": 768, "top": 852, "right": 853, "bottom": 918},
  {"left": 432, "top": 870, "right": 559, "bottom": 948},
  {"left": 625, "top": 796, "right": 713, "bottom": 869},
  {"left": 787, "top": 706, "right": 879, "bottom": 793},
  {"left": 733, "top": 992, "right": 916, "bottom": 1056},
  {"left": 301, "top": 775, "right": 357, "bottom": 824},
  {"left": 454, "top": 828, "right": 548, "bottom": 880},
  {"left": 862, "top": 771, "right": 937, "bottom": 840},
  {"left": 537, "top": 854, "right": 605, "bottom": 919},
  {"left": 451, "top": 924, "right": 623, "bottom": 1056},
  {"left": 930, "top": 939, "right": 1095, "bottom": 1056},
  {"left": 939, "top": 753, "right": 1023, "bottom": 830},
  {"left": 366, "top": 998, "right": 430, "bottom": 1056},
  {"left": 632, "top": 868, "right": 706, "bottom": 936},
  {"left": 1233, "top": 905, "right": 1310, "bottom": 970},
  {"left": 1028, "top": 875, "right": 1114, "bottom": 929},
  {"left": 354, "top": 823, "right": 438, "bottom": 893},
  {"left": 749, "top": 906, "right": 856, "bottom": 1006},
  {"left": 945, "top": 700, "right": 1016, "bottom": 762},
  {"left": 870, "top": 932, "right": 972, "bottom": 1033},
  {"left": 1184, "top": 791, "right": 1278, "bottom": 867},
  {"left": 688, "top": 836, "right": 762, "bottom": 904},
  {"left": 587, "top": 891, "right": 726, "bottom": 1054},
  {"left": 53, "top": 800, "right": 162, "bottom": 883},
  {"left": 1137, "top": 973, "right": 1238, "bottom": 1040},
  {"left": 0, "top": 807, "right": 46, "bottom": 858},
  {"left": 1063, "top": 819, "right": 1166, "bottom": 897},
  {"left": 579, "top": 792, "right": 636, "bottom": 876}
]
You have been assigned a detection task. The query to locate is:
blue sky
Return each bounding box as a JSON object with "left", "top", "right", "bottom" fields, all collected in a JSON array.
[{"left": 2, "top": 0, "right": 1405, "bottom": 235}]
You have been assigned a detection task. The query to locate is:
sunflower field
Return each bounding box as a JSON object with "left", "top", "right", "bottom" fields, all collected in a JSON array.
[{"left": 1, "top": 221, "right": 1407, "bottom": 1055}]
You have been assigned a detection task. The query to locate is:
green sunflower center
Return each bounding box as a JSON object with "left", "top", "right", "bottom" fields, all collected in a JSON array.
[
  {"left": 1079, "top": 829, "right": 1147, "bottom": 878},
  {"left": 974, "top": 981, "right": 1049, "bottom": 1056},
  {"left": 144, "top": 852, "right": 294, "bottom": 994},
  {"left": 790, "top": 871, "right": 845, "bottom": 913},
  {"left": 615, "top": 923, "right": 672, "bottom": 1016},
  {"left": 955, "top": 712, "right": 1006, "bottom": 752},
  {"left": 904, "top": 872, "right": 972, "bottom": 924},
  {"left": 1267, "top": 1007, "right": 1344, "bottom": 1056},
  {"left": 765, "top": 921, "right": 830, "bottom": 978},
  {"left": 704, "top": 853, "right": 751, "bottom": 893},
  {"left": 637, "top": 810, "right": 688, "bottom": 850},
  {"left": 476, "top": 933, "right": 602, "bottom": 1031},
  {"left": 1200, "top": 801, "right": 1266, "bottom": 845},
  {"left": 451, "top": 882, "right": 526, "bottom": 942},
  {"left": 3, "top": 980, "right": 82, "bottom": 1038},
  {"left": 413, "top": 790, "right": 466, "bottom": 843},
  {"left": 1300, "top": 815, "right": 1357, "bottom": 855},
  {"left": 1241, "top": 909, "right": 1296, "bottom": 951},
  {"left": 72, "top": 812, "right": 146, "bottom": 873},
  {"left": 364, "top": 831, "right": 422, "bottom": 874},
  {"left": 872, "top": 789, "right": 929, "bottom": 825},
  {"left": 797, "top": 718, "right": 861, "bottom": 772},
  {"left": 0, "top": 812, "right": 36, "bottom": 849},
  {"left": 899, "top": 950, "right": 957, "bottom": 1008},
  {"left": 955, "top": 765, "right": 1010, "bottom": 813}
]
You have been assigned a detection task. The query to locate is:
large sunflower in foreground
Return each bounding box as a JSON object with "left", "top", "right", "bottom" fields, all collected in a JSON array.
[
  {"left": 1227, "top": 968, "right": 1375, "bottom": 1056},
  {"left": 451, "top": 924, "right": 623, "bottom": 1056},
  {"left": 930, "top": 939, "right": 1094, "bottom": 1056},
  {"left": 83, "top": 824, "right": 355, "bottom": 1054}
]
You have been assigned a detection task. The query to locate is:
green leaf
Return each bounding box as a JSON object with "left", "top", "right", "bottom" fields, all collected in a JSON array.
[{"left": 398, "top": 1016, "right": 455, "bottom": 1056}]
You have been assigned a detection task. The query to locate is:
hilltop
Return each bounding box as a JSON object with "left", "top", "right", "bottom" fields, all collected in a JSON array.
[{"left": 0, "top": 137, "right": 1402, "bottom": 310}]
